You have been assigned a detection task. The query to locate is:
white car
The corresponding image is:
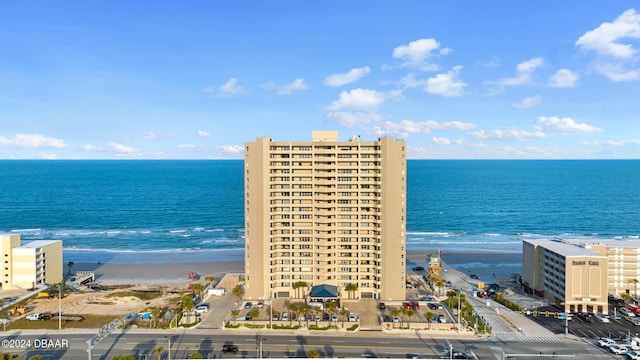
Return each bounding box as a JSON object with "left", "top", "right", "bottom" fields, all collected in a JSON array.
[
  {"left": 624, "top": 350, "right": 640, "bottom": 360},
  {"left": 281, "top": 312, "right": 289, "bottom": 321},
  {"left": 194, "top": 306, "right": 209, "bottom": 313},
  {"left": 610, "top": 344, "right": 630, "bottom": 355},
  {"left": 595, "top": 313, "right": 610, "bottom": 323},
  {"left": 257, "top": 301, "right": 264, "bottom": 308},
  {"left": 26, "top": 313, "right": 41, "bottom": 321},
  {"left": 597, "top": 338, "right": 615, "bottom": 347}
]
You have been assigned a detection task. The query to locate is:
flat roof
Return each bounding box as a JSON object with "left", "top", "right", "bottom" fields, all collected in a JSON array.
[
  {"left": 16, "top": 240, "right": 61, "bottom": 249},
  {"left": 524, "top": 239, "right": 606, "bottom": 258}
]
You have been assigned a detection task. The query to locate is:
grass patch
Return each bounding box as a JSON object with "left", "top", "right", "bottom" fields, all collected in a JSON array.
[
  {"left": 346, "top": 324, "right": 359, "bottom": 331},
  {"left": 105, "top": 291, "right": 165, "bottom": 301},
  {"left": 243, "top": 323, "right": 265, "bottom": 329},
  {"left": 7, "top": 314, "right": 117, "bottom": 330},
  {"left": 272, "top": 324, "right": 300, "bottom": 330},
  {"left": 225, "top": 322, "right": 241, "bottom": 328}
]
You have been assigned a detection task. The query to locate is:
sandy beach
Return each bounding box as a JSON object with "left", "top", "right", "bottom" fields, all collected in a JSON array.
[{"left": 71, "top": 249, "right": 521, "bottom": 286}]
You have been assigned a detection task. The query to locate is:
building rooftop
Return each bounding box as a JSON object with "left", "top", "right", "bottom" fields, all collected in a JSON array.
[
  {"left": 16, "top": 240, "right": 61, "bottom": 249},
  {"left": 524, "top": 239, "right": 606, "bottom": 258}
]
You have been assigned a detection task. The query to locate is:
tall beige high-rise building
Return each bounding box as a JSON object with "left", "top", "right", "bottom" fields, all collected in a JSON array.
[{"left": 244, "top": 131, "right": 407, "bottom": 302}]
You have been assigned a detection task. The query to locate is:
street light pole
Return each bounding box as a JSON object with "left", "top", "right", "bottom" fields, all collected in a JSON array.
[{"left": 165, "top": 336, "right": 171, "bottom": 360}]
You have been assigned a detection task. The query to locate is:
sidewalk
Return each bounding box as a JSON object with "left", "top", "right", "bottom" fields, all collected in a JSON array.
[{"left": 441, "top": 266, "right": 569, "bottom": 342}]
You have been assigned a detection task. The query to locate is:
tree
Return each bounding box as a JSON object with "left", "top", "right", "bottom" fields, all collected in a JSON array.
[
  {"left": 230, "top": 309, "right": 239, "bottom": 325},
  {"left": 345, "top": 283, "right": 358, "bottom": 300},
  {"left": 249, "top": 308, "right": 260, "bottom": 325},
  {"left": 292, "top": 281, "right": 308, "bottom": 299},
  {"left": 340, "top": 307, "right": 349, "bottom": 328},
  {"left": 633, "top": 279, "right": 639, "bottom": 296},
  {"left": 232, "top": 284, "right": 244, "bottom": 304},
  {"left": 312, "top": 305, "right": 321, "bottom": 326},
  {"left": 325, "top": 302, "right": 337, "bottom": 324},
  {"left": 153, "top": 347, "right": 164, "bottom": 360},
  {"left": 426, "top": 311, "right": 435, "bottom": 329},
  {"left": 436, "top": 279, "right": 445, "bottom": 297},
  {"left": 192, "top": 283, "right": 205, "bottom": 302},
  {"left": 287, "top": 302, "right": 298, "bottom": 326},
  {"left": 67, "top": 261, "right": 74, "bottom": 278},
  {"left": 188, "top": 353, "right": 204, "bottom": 359},
  {"left": 390, "top": 308, "right": 402, "bottom": 329},
  {"left": 307, "top": 350, "right": 320, "bottom": 358},
  {"left": 299, "top": 303, "right": 312, "bottom": 327},
  {"left": 404, "top": 308, "right": 414, "bottom": 329},
  {"left": 205, "top": 276, "right": 215, "bottom": 284}
]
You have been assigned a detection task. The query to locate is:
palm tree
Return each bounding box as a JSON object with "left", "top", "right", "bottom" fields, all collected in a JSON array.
[
  {"left": 249, "top": 308, "right": 260, "bottom": 325},
  {"left": 232, "top": 284, "right": 243, "bottom": 305},
  {"left": 230, "top": 309, "right": 239, "bottom": 326},
  {"left": 192, "top": 283, "right": 205, "bottom": 302},
  {"left": 633, "top": 279, "right": 639, "bottom": 296},
  {"left": 345, "top": 283, "right": 358, "bottom": 300},
  {"left": 390, "top": 308, "right": 402, "bottom": 329},
  {"left": 404, "top": 308, "right": 414, "bottom": 329},
  {"left": 340, "top": 307, "right": 349, "bottom": 328},
  {"left": 426, "top": 311, "right": 435, "bottom": 329},
  {"left": 67, "top": 261, "right": 74, "bottom": 278},
  {"left": 436, "top": 279, "right": 445, "bottom": 297},
  {"left": 292, "top": 281, "right": 308, "bottom": 299},
  {"left": 287, "top": 302, "right": 298, "bottom": 327},
  {"left": 312, "top": 306, "right": 321, "bottom": 326},
  {"left": 300, "top": 303, "right": 312, "bottom": 327},
  {"left": 153, "top": 346, "right": 164, "bottom": 360},
  {"left": 325, "top": 302, "right": 337, "bottom": 325},
  {"left": 205, "top": 276, "right": 215, "bottom": 284}
]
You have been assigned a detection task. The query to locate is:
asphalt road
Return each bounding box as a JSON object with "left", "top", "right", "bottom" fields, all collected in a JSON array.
[{"left": 0, "top": 331, "right": 620, "bottom": 359}]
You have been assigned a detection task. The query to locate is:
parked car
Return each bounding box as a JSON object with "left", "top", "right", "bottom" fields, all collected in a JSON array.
[
  {"left": 281, "top": 312, "right": 288, "bottom": 321},
  {"left": 595, "top": 313, "right": 610, "bottom": 323},
  {"left": 257, "top": 300, "right": 264, "bottom": 308},
  {"left": 272, "top": 312, "right": 280, "bottom": 321},
  {"left": 222, "top": 342, "right": 239, "bottom": 353},
  {"left": 413, "top": 266, "right": 425, "bottom": 272},
  {"left": 331, "top": 314, "right": 338, "bottom": 322},
  {"left": 403, "top": 302, "right": 412, "bottom": 309},
  {"left": 378, "top": 302, "right": 386, "bottom": 310},
  {"left": 626, "top": 316, "right": 640, "bottom": 326},
  {"left": 195, "top": 305, "right": 209, "bottom": 313},
  {"left": 624, "top": 350, "right": 640, "bottom": 360},
  {"left": 577, "top": 312, "right": 593, "bottom": 322},
  {"left": 428, "top": 303, "right": 438, "bottom": 310},
  {"left": 244, "top": 302, "right": 252, "bottom": 309},
  {"left": 610, "top": 344, "right": 630, "bottom": 355},
  {"left": 621, "top": 308, "right": 636, "bottom": 317},
  {"left": 597, "top": 338, "right": 616, "bottom": 348},
  {"left": 410, "top": 301, "right": 420, "bottom": 310},
  {"left": 392, "top": 316, "right": 400, "bottom": 323},
  {"left": 438, "top": 315, "right": 447, "bottom": 323},
  {"left": 245, "top": 314, "right": 252, "bottom": 321},
  {"left": 26, "top": 313, "right": 41, "bottom": 321},
  {"left": 348, "top": 312, "right": 358, "bottom": 322}
]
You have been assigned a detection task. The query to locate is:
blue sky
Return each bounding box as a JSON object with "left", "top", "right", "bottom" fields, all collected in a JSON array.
[{"left": 1, "top": 1, "right": 640, "bottom": 159}]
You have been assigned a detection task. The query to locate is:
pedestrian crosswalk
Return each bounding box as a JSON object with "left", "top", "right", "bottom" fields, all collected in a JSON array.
[{"left": 492, "top": 332, "right": 569, "bottom": 342}]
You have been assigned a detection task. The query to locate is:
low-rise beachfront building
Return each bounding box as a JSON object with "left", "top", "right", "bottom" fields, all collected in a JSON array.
[
  {"left": 0, "top": 234, "right": 63, "bottom": 290},
  {"left": 244, "top": 131, "right": 407, "bottom": 302},
  {"left": 523, "top": 239, "right": 640, "bottom": 314}
]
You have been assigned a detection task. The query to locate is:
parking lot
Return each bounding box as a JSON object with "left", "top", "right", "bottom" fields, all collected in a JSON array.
[{"left": 527, "top": 301, "right": 640, "bottom": 340}]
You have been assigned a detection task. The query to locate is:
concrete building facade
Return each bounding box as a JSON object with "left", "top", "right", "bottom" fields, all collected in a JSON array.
[
  {"left": 244, "top": 131, "right": 407, "bottom": 302},
  {"left": 1, "top": 234, "right": 63, "bottom": 290},
  {"left": 522, "top": 239, "right": 640, "bottom": 315}
]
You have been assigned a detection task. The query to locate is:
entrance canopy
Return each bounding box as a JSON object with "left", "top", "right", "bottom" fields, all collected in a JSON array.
[{"left": 310, "top": 284, "right": 338, "bottom": 299}]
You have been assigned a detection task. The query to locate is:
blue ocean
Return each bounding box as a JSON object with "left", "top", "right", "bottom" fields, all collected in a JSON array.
[{"left": 0, "top": 160, "right": 638, "bottom": 263}]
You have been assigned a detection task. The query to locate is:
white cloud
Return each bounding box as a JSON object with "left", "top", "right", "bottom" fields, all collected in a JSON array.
[
  {"left": 324, "top": 66, "right": 371, "bottom": 87},
  {"left": 109, "top": 142, "right": 138, "bottom": 153},
  {"left": 532, "top": 116, "right": 602, "bottom": 133},
  {"left": 425, "top": 66, "right": 467, "bottom": 97},
  {"left": 513, "top": 95, "right": 542, "bottom": 108},
  {"left": 399, "top": 73, "right": 427, "bottom": 88},
  {"left": 204, "top": 77, "right": 247, "bottom": 97},
  {"left": 548, "top": 69, "right": 579, "bottom": 87},
  {"left": 0, "top": 134, "right": 67, "bottom": 149},
  {"left": 328, "top": 88, "right": 400, "bottom": 111},
  {"left": 365, "top": 119, "right": 475, "bottom": 138},
  {"left": 220, "top": 145, "right": 244, "bottom": 153},
  {"left": 576, "top": 9, "right": 640, "bottom": 59},
  {"left": 432, "top": 136, "right": 451, "bottom": 145},
  {"left": 178, "top": 144, "right": 198, "bottom": 149},
  {"left": 594, "top": 62, "right": 640, "bottom": 81},
  {"left": 276, "top": 78, "right": 309, "bottom": 95},
  {"left": 326, "top": 112, "right": 384, "bottom": 128},
  {"left": 495, "top": 57, "right": 544, "bottom": 86},
  {"left": 576, "top": 9, "right": 640, "bottom": 81},
  {"left": 392, "top": 38, "right": 451, "bottom": 71},
  {"left": 471, "top": 129, "right": 546, "bottom": 141},
  {"left": 422, "top": 120, "right": 476, "bottom": 130},
  {"left": 81, "top": 144, "right": 104, "bottom": 151},
  {"left": 197, "top": 130, "right": 211, "bottom": 137}
]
